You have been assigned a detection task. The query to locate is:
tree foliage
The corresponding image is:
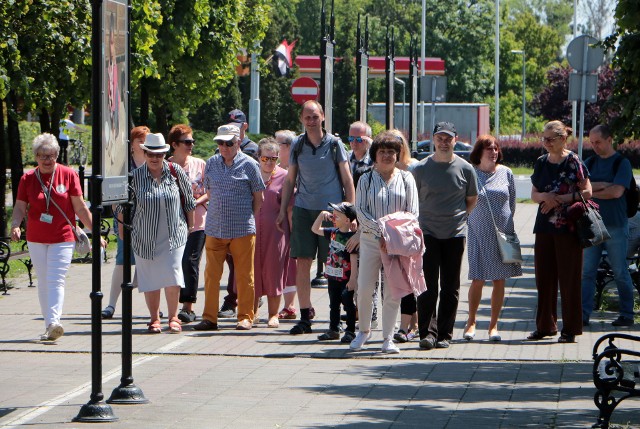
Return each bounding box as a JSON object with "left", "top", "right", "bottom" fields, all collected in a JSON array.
[
  {"left": 531, "top": 64, "right": 617, "bottom": 135},
  {"left": 603, "top": 0, "right": 640, "bottom": 140}
]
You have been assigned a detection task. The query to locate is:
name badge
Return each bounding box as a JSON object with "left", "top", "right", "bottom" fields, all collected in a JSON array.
[{"left": 40, "top": 213, "right": 53, "bottom": 224}]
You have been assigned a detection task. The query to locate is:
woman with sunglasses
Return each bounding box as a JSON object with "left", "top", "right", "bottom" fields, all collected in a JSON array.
[
  {"left": 253, "top": 138, "right": 292, "bottom": 328},
  {"left": 102, "top": 125, "right": 149, "bottom": 320},
  {"left": 130, "top": 133, "right": 196, "bottom": 333},
  {"left": 11, "top": 133, "right": 105, "bottom": 341},
  {"left": 529, "top": 120, "right": 592, "bottom": 343},
  {"left": 167, "top": 124, "right": 208, "bottom": 324}
]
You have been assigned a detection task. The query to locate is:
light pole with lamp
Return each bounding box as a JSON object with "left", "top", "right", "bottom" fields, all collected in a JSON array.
[
  {"left": 511, "top": 49, "right": 526, "bottom": 139},
  {"left": 394, "top": 77, "right": 406, "bottom": 132}
]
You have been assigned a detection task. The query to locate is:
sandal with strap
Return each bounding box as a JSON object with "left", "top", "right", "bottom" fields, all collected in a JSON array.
[
  {"left": 289, "top": 320, "right": 312, "bottom": 335},
  {"left": 278, "top": 307, "right": 297, "bottom": 320},
  {"left": 101, "top": 305, "right": 115, "bottom": 320},
  {"left": 526, "top": 330, "right": 557, "bottom": 340},
  {"left": 147, "top": 320, "right": 162, "bottom": 334},
  {"left": 558, "top": 332, "right": 575, "bottom": 343},
  {"left": 168, "top": 317, "right": 182, "bottom": 334}
]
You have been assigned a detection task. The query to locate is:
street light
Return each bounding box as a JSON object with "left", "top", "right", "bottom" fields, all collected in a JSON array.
[
  {"left": 511, "top": 49, "right": 526, "bottom": 140},
  {"left": 394, "top": 77, "right": 406, "bottom": 132}
]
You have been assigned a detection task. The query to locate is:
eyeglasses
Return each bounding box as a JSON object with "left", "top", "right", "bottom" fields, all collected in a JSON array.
[
  {"left": 145, "top": 152, "right": 165, "bottom": 159},
  {"left": 541, "top": 135, "right": 562, "bottom": 143},
  {"left": 217, "top": 140, "right": 235, "bottom": 147},
  {"left": 348, "top": 136, "right": 364, "bottom": 143},
  {"left": 178, "top": 139, "right": 195, "bottom": 145},
  {"left": 36, "top": 154, "right": 56, "bottom": 161},
  {"left": 260, "top": 156, "right": 279, "bottom": 163}
]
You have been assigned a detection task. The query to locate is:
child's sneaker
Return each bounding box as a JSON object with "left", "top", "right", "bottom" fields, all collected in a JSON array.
[
  {"left": 317, "top": 330, "right": 340, "bottom": 341},
  {"left": 341, "top": 330, "right": 356, "bottom": 343}
]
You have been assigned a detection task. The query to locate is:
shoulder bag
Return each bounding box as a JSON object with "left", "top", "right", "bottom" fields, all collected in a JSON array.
[
  {"left": 571, "top": 192, "right": 611, "bottom": 248},
  {"left": 481, "top": 181, "right": 523, "bottom": 264}
]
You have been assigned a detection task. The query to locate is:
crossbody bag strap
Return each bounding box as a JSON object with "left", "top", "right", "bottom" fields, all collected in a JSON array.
[
  {"left": 35, "top": 172, "right": 78, "bottom": 235},
  {"left": 479, "top": 179, "right": 500, "bottom": 233}
]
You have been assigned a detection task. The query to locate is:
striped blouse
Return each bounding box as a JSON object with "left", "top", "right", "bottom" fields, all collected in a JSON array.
[
  {"left": 356, "top": 168, "right": 419, "bottom": 237},
  {"left": 130, "top": 162, "right": 196, "bottom": 259}
]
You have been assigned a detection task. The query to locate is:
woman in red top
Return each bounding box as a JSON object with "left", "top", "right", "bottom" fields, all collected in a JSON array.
[{"left": 11, "top": 133, "right": 97, "bottom": 342}]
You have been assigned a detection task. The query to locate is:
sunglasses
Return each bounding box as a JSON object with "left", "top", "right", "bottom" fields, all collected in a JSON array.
[
  {"left": 348, "top": 136, "right": 364, "bottom": 143},
  {"left": 178, "top": 139, "right": 195, "bottom": 145},
  {"left": 540, "top": 135, "right": 562, "bottom": 143},
  {"left": 217, "top": 140, "right": 235, "bottom": 147},
  {"left": 260, "top": 156, "right": 279, "bottom": 163},
  {"left": 146, "top": 152, "right": 165, "bottom": 159}
]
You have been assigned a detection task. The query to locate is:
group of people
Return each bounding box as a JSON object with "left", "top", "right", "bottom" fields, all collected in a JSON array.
[{"left": 10, "top": 102, "right": 635, "bottom": 348}]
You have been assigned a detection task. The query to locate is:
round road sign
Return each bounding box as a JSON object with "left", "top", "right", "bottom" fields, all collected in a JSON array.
[
  {"left": 566, "top": 35, "right": 604, "bottom": 73},
  {"left": 291, "top": 77, "right": 319, "bottom": 105}
]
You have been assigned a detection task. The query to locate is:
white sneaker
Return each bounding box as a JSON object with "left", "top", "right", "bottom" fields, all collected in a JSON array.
[
  {"left": 350, "top": 331, "right": 371, "bottom": 351},
  {"left": 381, "top": 338, "right": 400, "bottom": 354},
  {"left": 44, "top": 323, "right": 64, "bottom": 341}
]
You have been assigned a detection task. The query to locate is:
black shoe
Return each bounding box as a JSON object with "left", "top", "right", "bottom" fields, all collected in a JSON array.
[
  {"left": 611, "top": 316, "right": 634, "bottom": 327},
  {"left": 192, "top": 319, "right": 218, "bottom": 331},
  {"left": 435, "top": 339, "right": 450, "bottom": 349},
  {"left": 394, "top": 330, "right": 408, "bottom": 343},
  {"left": 289, "top": 320, "right": 312, "bottom": 335},
  {"left": 341, "top": 330, "right": 356, "bottom": 343},
  {"left": 419, "top": 337, "right": 436, "bottom": 350},
  {"left": 178, "top": 309, "right": 196, "bottom": 323},
  {"left": 218, "top": 306, "right": 236, "bottom": 318}
]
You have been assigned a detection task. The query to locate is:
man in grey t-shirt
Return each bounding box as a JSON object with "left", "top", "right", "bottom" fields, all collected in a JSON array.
[
  {"left": 276, "top": 100, "right": 355, "bottom": 335},
  {"left": 410, "top": 122, "right": 478, "bottom": 350}
]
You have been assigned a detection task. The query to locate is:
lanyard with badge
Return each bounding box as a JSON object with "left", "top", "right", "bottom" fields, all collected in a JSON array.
[{"left": 35, "top": 166, "right": 56, "bottom": 224}]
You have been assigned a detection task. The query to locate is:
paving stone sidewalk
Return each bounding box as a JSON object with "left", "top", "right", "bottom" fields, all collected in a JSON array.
[{"left": 0, "top": 203, "right": 638, "bottom": 428}]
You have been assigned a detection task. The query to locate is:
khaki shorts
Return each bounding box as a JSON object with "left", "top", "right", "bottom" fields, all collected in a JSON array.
[{"left": 290, "top": 206, "right": 330, "bottom": 260}]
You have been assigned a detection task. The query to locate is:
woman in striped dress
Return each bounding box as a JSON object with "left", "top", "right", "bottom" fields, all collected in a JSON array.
[{"left": 130, "top": 133, "right": 196, "bottom": 333}]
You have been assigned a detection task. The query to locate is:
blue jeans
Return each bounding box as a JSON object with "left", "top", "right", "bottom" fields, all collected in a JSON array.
[{"left": 582, "top": 225, "right": 635, "bottom": 321}]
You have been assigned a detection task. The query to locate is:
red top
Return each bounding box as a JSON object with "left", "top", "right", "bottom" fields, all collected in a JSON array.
[{"left": 17, "top": 164, "right": 83, "bottom": 244}]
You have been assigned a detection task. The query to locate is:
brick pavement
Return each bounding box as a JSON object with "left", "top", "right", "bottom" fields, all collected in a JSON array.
[{"left": 0, "top": 203, "right": 639, "bottom": 428}]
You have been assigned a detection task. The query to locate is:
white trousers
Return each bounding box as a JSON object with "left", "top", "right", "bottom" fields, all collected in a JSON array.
[
  {"left": 28, "top": 241, "right": 74, "bottom": 328},
  {"left": 357, "top": 232, "right": 400, "bottom": 339}
]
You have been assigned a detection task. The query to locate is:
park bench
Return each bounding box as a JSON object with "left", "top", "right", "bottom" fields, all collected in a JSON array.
[
  {"left": 592, "top": 333, "right": 640, "bottom": 428},
  {"left": 0, "top": 237, "right": 34, "bottom": 295}
]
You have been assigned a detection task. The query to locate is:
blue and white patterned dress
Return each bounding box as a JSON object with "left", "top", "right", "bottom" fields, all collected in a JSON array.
[{"left": 467, "top": 165, "right": 523, "bottom": 280}]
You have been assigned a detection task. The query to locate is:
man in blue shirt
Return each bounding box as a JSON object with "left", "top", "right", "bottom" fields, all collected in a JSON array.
[
  {"left": 193, "top": 125, "right": 265, "bottom": 331},
  {"left": 582, "top": 124, "right": 635, "bottom": 327}
]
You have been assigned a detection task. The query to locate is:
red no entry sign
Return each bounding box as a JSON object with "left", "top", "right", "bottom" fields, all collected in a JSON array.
[{"left": 291, "top": 77, "right": 319, "bottom": 105}]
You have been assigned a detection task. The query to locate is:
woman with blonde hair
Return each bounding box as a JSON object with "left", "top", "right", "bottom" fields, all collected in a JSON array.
[{"left": 529, "top": 121, "right": 592, "bottom": 343}]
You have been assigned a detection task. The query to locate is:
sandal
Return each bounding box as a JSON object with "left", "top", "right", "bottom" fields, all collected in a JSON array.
[
  {"left": 278, "top": 307, "right": 297, "bottom": 320},
  {"left": 558, "top": 332, "right": 575, "bottom": 343},
  {"left": 168, "top": 317, "right": 182, "bottom": 334},
  {"left": 289, "top": 320, "right": 312, "bottom": 335},
  {"left": 147, "top": 320, "right": 162, "bottom": 334},
  {"left": 526, "top": 330, "right": 557, "bottom": 340},
  {"left": 267, "top": 315, "right": 279, "bottom": 328},
  {"left": 101, "top": 305, "right": 115, "bottom": 320}
]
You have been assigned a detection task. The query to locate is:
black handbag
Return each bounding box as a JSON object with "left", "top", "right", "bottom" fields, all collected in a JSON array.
[{"left": 573, "top": 193, "right": 611, "bottom": 248}]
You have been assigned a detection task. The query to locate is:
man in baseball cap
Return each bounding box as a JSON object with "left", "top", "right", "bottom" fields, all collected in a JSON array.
[
  {"left": 225, "top": 109, "right": 258, "bottom": 160},
  {"left": 410, "top": 120, "right": 478, "bottom": 351}
]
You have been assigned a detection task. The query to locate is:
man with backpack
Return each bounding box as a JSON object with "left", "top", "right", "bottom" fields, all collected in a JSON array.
[
  {"left": 276, "top": 100, "right": 355, "bottom": 335},
  {"left": 582, "top": 124, "right": 636, "bottom": 328}
]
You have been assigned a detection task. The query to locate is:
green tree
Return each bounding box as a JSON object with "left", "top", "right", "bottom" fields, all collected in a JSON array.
[
  {"left": 604, "top": 0, "right": 640, "bottom": 139},
  {"left": 139, "top": 0, "right": 271, "bottom": 135}
]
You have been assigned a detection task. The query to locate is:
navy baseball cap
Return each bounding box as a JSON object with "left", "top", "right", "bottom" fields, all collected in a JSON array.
[
  {"left": 329, "top": 202, "right": 357, "bottom": 222},
  {"left": 227, "top": 109, "right": 247, "bottom": 124}
]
